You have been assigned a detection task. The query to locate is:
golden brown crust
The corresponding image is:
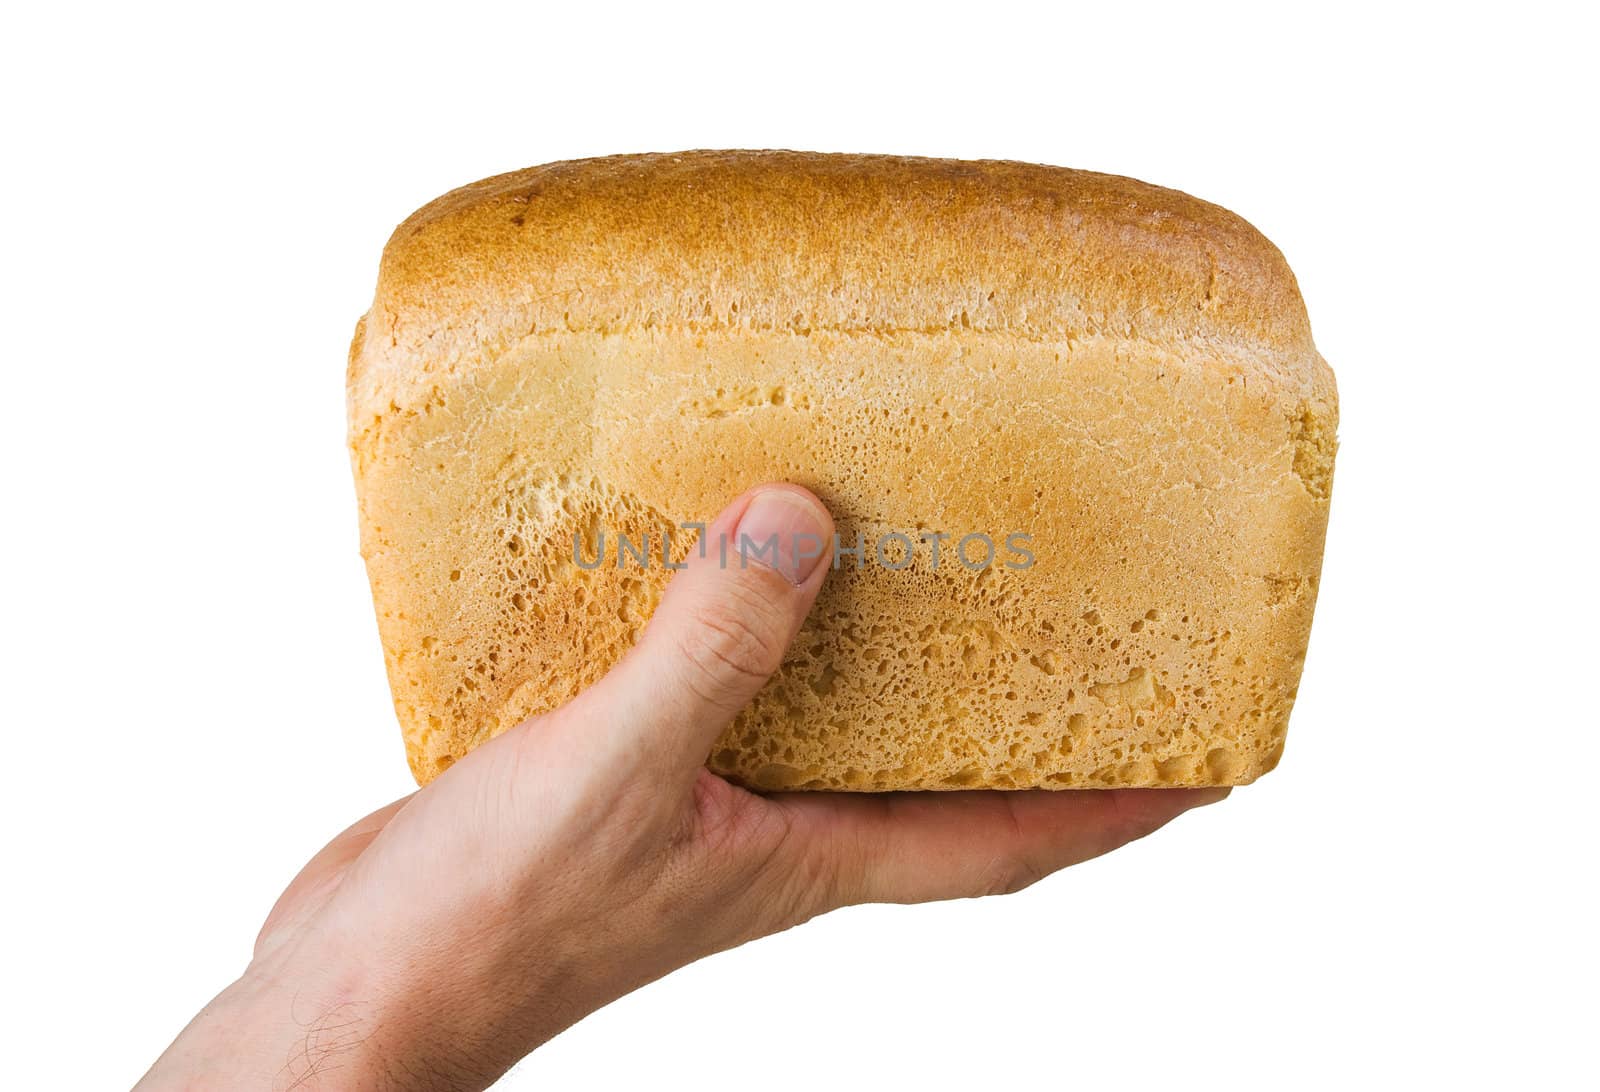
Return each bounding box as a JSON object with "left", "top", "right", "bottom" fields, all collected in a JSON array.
[
  {"left": 348, "top": 151, "right": 1336, "bottom": 788},
  {"left": 350, "top": 151, "right": 1320, "bottom": 431}
]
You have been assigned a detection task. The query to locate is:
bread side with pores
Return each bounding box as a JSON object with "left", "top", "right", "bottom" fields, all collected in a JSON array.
[{"left": 348, "top": 150, "right": 1337, "bottom": 789}]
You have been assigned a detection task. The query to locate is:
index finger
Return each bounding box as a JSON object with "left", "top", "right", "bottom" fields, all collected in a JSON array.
[{"left": 777, "top": 787, "right": 1229, "bottom": 906}]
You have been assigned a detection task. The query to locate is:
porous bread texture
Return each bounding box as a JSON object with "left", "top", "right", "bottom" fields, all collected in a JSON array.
[{"left": 348, "top": 150, "right": 1337, "bottom": 790}]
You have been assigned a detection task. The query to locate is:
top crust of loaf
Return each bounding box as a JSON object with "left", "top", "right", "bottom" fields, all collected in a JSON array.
[{"left": 350, "top": 150, "right": 1317, "bottom": 428}]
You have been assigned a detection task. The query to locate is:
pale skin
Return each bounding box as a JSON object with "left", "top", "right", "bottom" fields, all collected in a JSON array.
[{"left": 139, "top": 484, "right": 1227, "bottom": 1090}]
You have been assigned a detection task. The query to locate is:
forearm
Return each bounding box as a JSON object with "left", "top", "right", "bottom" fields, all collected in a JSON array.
[{"left": 135, "top": 920, "right": 665, "bottom": 1092}]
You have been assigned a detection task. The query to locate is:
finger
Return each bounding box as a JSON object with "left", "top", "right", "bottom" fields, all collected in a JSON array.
[
  {"left": 255, "top": 794, "right": 414, "bottom": 956},
  {"left": 572, "top": 484, "right": 834, "bottom": 778},
  {"left": 779, "top": 787, "right": 1228, "bottom": 907}
]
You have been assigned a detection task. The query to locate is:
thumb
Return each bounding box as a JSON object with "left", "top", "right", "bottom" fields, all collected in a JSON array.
[{"left": 577, "top": 484, "right": 834, "bottom": 779}]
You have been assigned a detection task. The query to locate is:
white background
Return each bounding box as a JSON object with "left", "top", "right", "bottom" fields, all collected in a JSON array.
[{"left": 4, "top": 3, "right": 1595, "bottom": 1088}]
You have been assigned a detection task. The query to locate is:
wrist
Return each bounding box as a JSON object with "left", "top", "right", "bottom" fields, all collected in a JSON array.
[
  {"left": 138, "top": 949, "right": 396, "bottom": 1091},
  {"left": 236, "top": 921, "right": 541, "bottom": 1092}
]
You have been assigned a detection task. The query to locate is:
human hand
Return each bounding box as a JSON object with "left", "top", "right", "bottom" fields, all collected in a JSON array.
[{"left": 139, "top": 484, "right": 1227, "bottom": 1090}]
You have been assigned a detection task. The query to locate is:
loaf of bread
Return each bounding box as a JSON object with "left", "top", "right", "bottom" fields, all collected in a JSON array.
[{"left": 348, "top": 150, "right": 1336, "bottom": 790}]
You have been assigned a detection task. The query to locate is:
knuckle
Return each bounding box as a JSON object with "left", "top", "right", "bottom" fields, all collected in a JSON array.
[
  {"left": 980, "top": 854, "right": 1047, "bottom": 898},
  {"left": 675, "top": 596, "right": 785, "bottom": 702},
  {"left": 822, "top": 823, "right": 873, "bottom": 911},
  {"left": 746, "top": 813, "right": 834, "bottom": 933},
  {"left": 974, "top": 796, "right": 1045, "bottom": 896}
]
